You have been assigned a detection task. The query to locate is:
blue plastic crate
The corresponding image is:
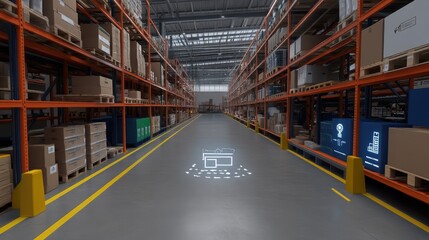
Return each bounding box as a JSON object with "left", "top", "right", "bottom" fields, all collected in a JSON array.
[
  {"left": 409, "top": 88, "right": 429, "bottom": 127},
  {"left": 320, "top": 133, "right": 332, "bottom": 148},
  {"left": 331, "top": 118, "right": 354, "bottom": 161},
  {"left": 359, "top": 121, "right": 409, "bottom": 174}
]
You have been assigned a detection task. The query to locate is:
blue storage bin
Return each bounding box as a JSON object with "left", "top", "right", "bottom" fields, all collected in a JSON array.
[
  {"left": 332, "top": 118, "right": 354, "bottom": 161},
  {"left": 359, "top": 121, "right": 409, "bottom": 174},
  {"left": 409, "top": 88, "right": 429, "bottom": 127},
  {"left": 320, "top": 121, "right": 333, "bottom": 134}
]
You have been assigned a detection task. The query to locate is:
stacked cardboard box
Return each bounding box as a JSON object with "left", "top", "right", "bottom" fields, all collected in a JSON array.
[
  {"left": 100, "top": 23, "right": 121, "bottom": 64},
  {"left": 169, "top": 114, "right": 176, "bottom": 125},
  {"left": 0, "top": 62, "right": 10, "bottom": 100},
  {"left": 388, "top": 128, "right": 429, "bottom": 180},
  {"left": 384, "top": 0, "right": 429, "bottom": 59},
  {"left": 360, "top": 19, "right": 384, "bottom": 68},
  {"left": 151, "top": 62, "right": 164, "bottom": 86},
  {"left": 268, "top": 27, "right": 287, "bottom": 54},
  {"left": 29, "top": 144, "right": 59, "bottom": 193},
  {"left": 152, "top": 116, "right": 161, "bottom": 134},
  {"left": 71, "top": 76, "right": 113, "bottom": 96},
  {"left": 80, "top": 24, "right": 111, "bottom": 56},
  {"left": 290, "top": 35, "right": 326, "bottom": 61},
  {"left": 43, "top": 0, "right": 81, "bottom": 40},
  {"left": 85, "top": 123, "right": 107, "bottom": 169},
  {"left": 44, "top": 125, "right": 86, "bottom": 178},
  {"left": 122, "top": 0, "right": 144, "bottom": 27},
  {"left": 123, "top": 30, "right": 131, "bottom": 69},
  {"left": 27, "top": 0, "right": 43, "bottom": 14},
  {"left": 267, "top": 49, "right": 287, "bottom": 73},
  {"left": 297, "top": 65, "right": 328, "bottom": 87},
  {"left": 128, "top": 90, "right": 141, "bottom": 99},
  {"left": 0, "top": 155, "right": 12, "bottom": 207},
  {"left": 130, "top": 41, "right": 146, "bottom": 76}
]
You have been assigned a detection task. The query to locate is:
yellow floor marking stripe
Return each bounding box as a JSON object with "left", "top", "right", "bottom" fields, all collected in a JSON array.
[
  {"left": 34, "top": 116, "right": 199, "bottom": 240},
  {"left": 331, "top": 188, "right": 351, "bottom": 202},
  {"left": 364, "top": 193, "right": 429, "bottom": 233},
  {"left": 287, "top": 150, "right": 346, "bottom": 184},
  {"left": 0, "top": 116, "right": 198, "bottom": 235},
  {"left": 0, "top": 217, "right": 26, "bottom": 235},
  {"left": 259, "top": 133, "right": 280, "bottom": 146}
]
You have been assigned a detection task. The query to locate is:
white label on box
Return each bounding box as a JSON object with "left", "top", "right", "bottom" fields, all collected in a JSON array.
[
  {"left": 48, "top": 146, "right": 55, "bottom": 154},
  {"left": 50, "top": 165, "right": 58, "bottom": 174},
  {"left": 101, "top": 45, "right": 110, "bottom": 55},
  {"left": 59, "top": 0, "right": 65, "bottom": 7},
  {"left": 99, "top": 35, "right": 110, "bottom": 46},
  {"left": 60, "top": 13, "right": 75, "bottom": 26},
  {"left": 383, "top": 63, "right": 389, "bottom": 72}
]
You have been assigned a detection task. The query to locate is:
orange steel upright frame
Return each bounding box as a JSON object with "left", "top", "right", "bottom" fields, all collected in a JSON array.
[
  {"left": 226, "top": 0, "right": 429, "bottom": 204},
  {"left": 0, "top": 0, "right": 196, "bottom": 183}
]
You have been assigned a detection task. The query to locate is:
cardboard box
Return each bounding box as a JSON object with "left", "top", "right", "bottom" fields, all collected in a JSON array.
[
  {"left": 45, "top": 135, "right": 85, "bottom": 151},
  {"left": 0, "top": 169, "right": 12, "bottom": 187},
  {"left": 297, "top": 65, "right": 328, "bottom": 86},
  {"left": 43, "top": 164, "right": 59, "bottom": 193},
  {"left": 86, "top": 132, "right": 107, "bottom": 145},
  {"left": 130, "top": 41, "right": 145, "bottom": 75},
  {"left": 361, "top": 19, "right": 384, "bottom": 67},
  {"left": 388, "top": 128, "right": 429, "bottom": 179},
  {"left": 85, "top": 122, "right": 106, "bottom": 135},
  {"left": 81, "top": 24, "right": 111, "bottom": 56},
  {"left": 384, "top": 0, "right": 429, "bottom": 58},
  {"left": 128, "top": 90, "right": 141, "bottom": 99},
  {"left": 151, "top": 62, "right": 164, "bottom": 85},
  {"left": 0, "top": 155, "right": 11, "bottom": 171},
  {"left": 44, "top": 9, "right": 81, "bottom": 39},
  {"left": 71, "top": 76, "right": 113, "bottom": 95},
  {"left": 87, "top": 148, "right": 107, "bottom": 163},
  {"left": 0, "top": 183, "right": 12, "bottom": 206},
  {"left": 123, "top": 30, "right": 131, "bottom": 69},
  {"left": 408, "top": 88, "right": 429, "bottom": 128},
  {"left": 55, "top": 145, "right": 86, "bottom": 163},
  {"left": 295, "top": 35, "right": 326, "bottom": 55},
  {"left": 28, "top": 144, "right": 56, "bottom": 169},
  {"left": 29, "top": 135, "right": 45, "bottom": 144},
  {"left": 43, "top": 0, "right": 77, "bottom": 13},
  {"left": 86, "top": 140, "right": 107, "bottom": 154},
  {"left": 45, "top": 125, "right": 85, "bottom": 140},
  {"left": 100, "top": 23, "right": 121, "bottom": 63},
  {"left": 58, "top": 155, "right": 86, "bottom": 175},
  {"left": 0, "top": 76, "right": 10, "bottom": 90},
  {"left": 290, "top": 70, "right": 297, "bottom": 89},
  {"left": 30, "top": 0, "right": 43, "bottom": 14}
]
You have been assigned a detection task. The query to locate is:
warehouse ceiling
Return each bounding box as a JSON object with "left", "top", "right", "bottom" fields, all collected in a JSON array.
[{"left": 150, "top": 0, "right": 274, "bottom": 85}]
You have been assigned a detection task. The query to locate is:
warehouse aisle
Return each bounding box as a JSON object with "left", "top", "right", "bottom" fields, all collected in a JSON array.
[{"left": 2, "top": 114, "right": 429, "bottom": 239}]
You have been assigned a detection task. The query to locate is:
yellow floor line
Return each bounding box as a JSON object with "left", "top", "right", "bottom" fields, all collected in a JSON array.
[
  {"left": 287, "top": 150, "right": 346, "bottom": 184},
  {"left": 331, "top": 188, "right": 351, "bottom": 202},
  {"left": 0, "top": 116, "right": 198, "bottom": 235},
  {"left": 34, "top": 116, "right": 199, "bottom": 240},
  {"left": 364, "top": 193, "right": 429, "bottom": 233}
]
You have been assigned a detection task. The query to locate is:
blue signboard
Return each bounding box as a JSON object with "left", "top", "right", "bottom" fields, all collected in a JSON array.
[{"left": 331, "top": 118, "right": 354, "bottom": 161}]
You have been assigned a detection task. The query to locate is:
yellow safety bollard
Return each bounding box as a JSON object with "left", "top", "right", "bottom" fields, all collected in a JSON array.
[
  {"left": 255, "top": 121, "right": 259, "bottom": 133},
  {"left": 12, "top": 170, "right": 46, "bottom": 217},
  {"left": 247, "top": 120, "right": 250, "bottom": 128},
  {"left": 280, "top": 132, "right": 288, "bottom": 150},
  {"left": 345, "top": 156, "right": 366, "bottom": 194}
]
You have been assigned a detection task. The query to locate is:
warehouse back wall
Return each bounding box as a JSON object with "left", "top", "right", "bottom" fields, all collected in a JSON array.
[{"left": 196, "top": 92, "right": 226, "bottom": 106}]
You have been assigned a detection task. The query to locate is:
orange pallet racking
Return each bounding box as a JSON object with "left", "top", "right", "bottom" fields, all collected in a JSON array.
[
  {"left": 0, "top": 0, "right": 196, "bottom": 184},
  {"left": 227, "top": 0, "right": 429, "bottom": 204}
]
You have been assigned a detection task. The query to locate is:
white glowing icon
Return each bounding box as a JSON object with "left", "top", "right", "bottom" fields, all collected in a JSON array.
[
  {"left": 336, "top": 124, "right": 344, "bottom": 138},
  {"left": 367, "top": 131, "right": 380, "bottom": 154},
  {"left": 202, "top": 148, "right": 235, "bottom": 169}
]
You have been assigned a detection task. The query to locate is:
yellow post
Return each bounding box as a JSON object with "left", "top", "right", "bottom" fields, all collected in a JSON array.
[
  {"left": 255, "top": 121, "right": 259, "bottom": 133},
  {"left": 280, "top": 132, "right": 288, "bottom": 150},
  {"left": 345, "top": 156, "right": 366, "bottom": 194},
  {"left": 12, "top": 170, "right": 46, "bottom": 217},
  {"left": 247, "top": 119, "right": 250, "bottom": 128}
]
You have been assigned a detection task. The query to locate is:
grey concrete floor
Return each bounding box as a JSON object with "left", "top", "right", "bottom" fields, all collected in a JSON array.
[{"left": 1, "top": 114, "right": 428, "bottom": 239}]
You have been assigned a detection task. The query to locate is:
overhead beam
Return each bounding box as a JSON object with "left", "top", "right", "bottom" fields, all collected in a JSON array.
[
  {"left": 165, "top": 26, "right": 258, "bottom": 35},
  {"left": 153, "top": 9, "right": 268, "bottom": 23}
]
